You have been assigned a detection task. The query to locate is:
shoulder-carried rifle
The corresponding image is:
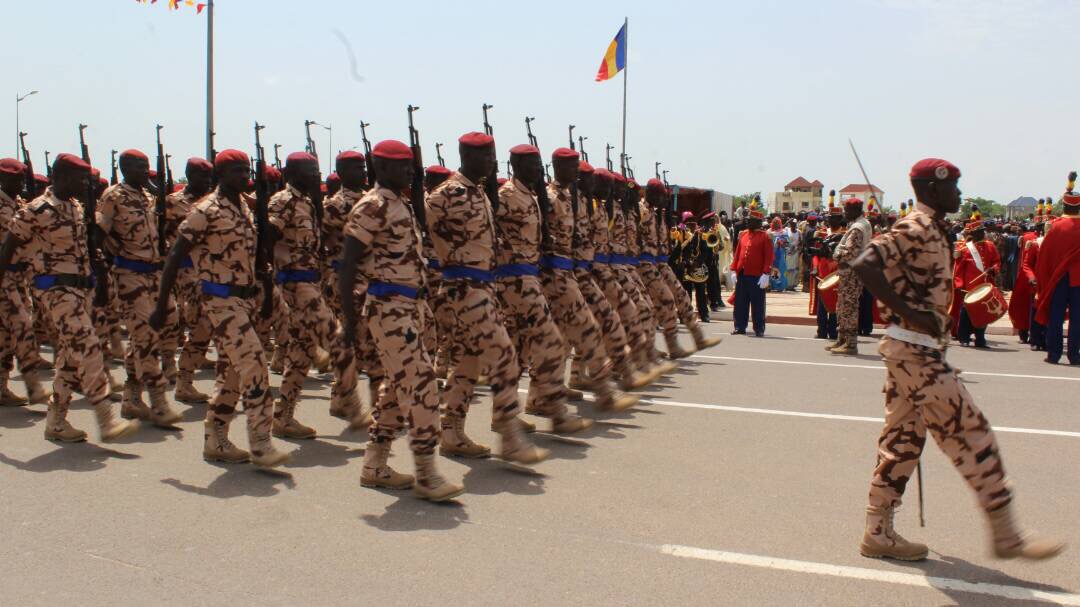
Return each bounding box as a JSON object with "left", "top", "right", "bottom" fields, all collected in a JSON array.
[
  {"left": 605, "top": 143, "right": 614, "bottom": 172},
  {"left": 523, "top": 116, "right": 553, "bottom": 239},
  {"left": 44, "top": 151, "right": 52, "bottom": 180},
  {"left": 407, "top": 105, "right": 427, "bottom": 236},
  {"left": 18, "top": 132, "right": 36, "bottom": 199},
  {"left": 253, "top": 122, "right": 274, "bottom": 317},
  {"left": 165, "top": 154, "right": 174, "bottom": 193},
  {"left": 578, "top": 136, "right": 588, "bottom": 163},
  {"left": 435, "top": 142, "right": 445, "bottom": 168},
  {"left": 79, "top": 124, "right": 107, "bottom": 305},
  {"left": 155, "top": 125, "right": 168, "bottom": 257},
  {"left": 273, "top": 144, "right": 282, "bottom": 170},
  {"left": 568, "top": 125, "right": 575, "bottom": 149},
  {"left": 482, "top": 103, "right": 500, "bottom": 212},
  {"left": 360, "top": 120, "right": 375, "bottom": 188},
  {"left": 110, "top": 150, "right": 119, "bottom": 185}
]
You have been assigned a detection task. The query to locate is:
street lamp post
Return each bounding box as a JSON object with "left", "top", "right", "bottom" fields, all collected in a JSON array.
[
  {"left": 15, "top": 90, "right": 38, "bottom": 155},
  {"left": 309, "top": 120, "right": 333, "bottom": 174}
]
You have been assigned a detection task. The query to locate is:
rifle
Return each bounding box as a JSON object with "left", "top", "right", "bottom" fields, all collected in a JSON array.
[
  {"left": 304, "top": 119, "right": 317, "bottom": 157},
  {"left": 435, "top": 142, "right": 445, "bottom": 167},
  {"left": 407, "top": 105, "right": 427, "bottom": 235},
  {"left": 655, "top": 162, "right": 661, "bottom": 180},
  {"left": 578, "top": 136, "right": 588, "bottom": 163},
  {"left": 209, "top": 130, "right": 218, "bottom": 187},
  {"left": 253, "top": 122, "right": 274, "bottom": 318},
  {"left": 110, "top": 149, "right": 119, "bottom": 185},
  {"left": 525, "top": 117, "right": 552, "bottom": 183},
  {"left": 273, "top": 144, "right": 282, "bottom": 170},
  {"left": 568, "top": 125, "right": 575, "bottom": 149},
  {"left": 522, "top": 116, "right": 554, "bottom": 235},
  {"left": 18, "top": 132, "right": 36, "bottom": 199},
  {"left": 360, "top": 120, "right": 376, "bottom": 187},
  {"left": 79, "top": 124, "right": 107, "bottom": 305},
  {"left": 481, "top": 103, "right": 500, "bottom": 212},
  {"left": 165, "top": 154, "right": 174, "bottom": 194},
  {"left": 155, "top": 125, "right": 168, "bottom": 257},
  {"left": 44, "top": 151, "right": 52, "bottom": 180},
  {"left": 605, "top": 143, "right": 614, "bottom": 172}
]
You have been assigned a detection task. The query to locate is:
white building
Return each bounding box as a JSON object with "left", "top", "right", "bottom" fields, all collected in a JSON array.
[
  {"left": 767, "top": 177, "right": 824, "bottom": 214},
  {"left": 839, "top": 183, "right": 884, "bottom": 207}
]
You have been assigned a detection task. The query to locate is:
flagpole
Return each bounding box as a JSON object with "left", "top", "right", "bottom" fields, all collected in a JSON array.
[
  {"left": 620, "top": 16, "right": 628, "bottom": 177},
  {"left": 205, "top": 0, "right": 214, "bottom": 159}
]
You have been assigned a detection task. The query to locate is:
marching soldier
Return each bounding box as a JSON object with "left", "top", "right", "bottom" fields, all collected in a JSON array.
[
  {"left": 853, "top": 158, "right": 1062, "bottom": 561},
  {"left": 0, "top": 153, "right": 138, "bottom": 443},
  {"left": 97, "top": 150, "right": 182, "bottom": 427},
  {"left": 338, "top": 140, "right": 464, "bottom": 500},
  {"left": 150, "top": 149, "right": 289, "bottom": 467},
  {"left": 266, "top": 152, "right": 358, "bottom": 438},
  {"left": 828, "top": 196, "right": 871, "bottom": 355},
  {"left": 420, "top": 165, "right": 454, "bottom": 378},
  {"left": 425, "top": 132, "right": 548, "bottom": 465}
]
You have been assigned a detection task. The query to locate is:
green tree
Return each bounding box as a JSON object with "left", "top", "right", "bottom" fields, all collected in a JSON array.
[
  {"left": 956, "top": 196, "right": 1005, "bottom": 219},
  {"left": 733, "top": 192, "right": 761, "bottom": 210}
]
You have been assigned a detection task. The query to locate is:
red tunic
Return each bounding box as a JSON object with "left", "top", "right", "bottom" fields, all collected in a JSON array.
[
  {"left": 731, "top": 229, "right": 774, "bottom": 277},
  {"left": 1035, "top": 216, "right": 1080, "bottom": 324},
  {"left": 953, "top": 239, "right": 1001, "bottom": 290},
  {"left": 1007, "top": 232, "right": 1039, "bottom": 331}
]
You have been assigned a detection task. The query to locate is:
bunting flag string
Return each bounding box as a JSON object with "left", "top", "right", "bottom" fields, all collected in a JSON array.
[{"left": 135, "top": 0, "right": 207, "bottom": 14}]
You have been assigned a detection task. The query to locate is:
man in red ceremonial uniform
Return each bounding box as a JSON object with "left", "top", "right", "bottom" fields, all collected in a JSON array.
[
  {"left": 1008, "top": 212, "right": 1042, "bottom": 344},
  {"left": 953, "top": 216, "right": 1000, "bottom": 348},
  {"left": 730, "top": 203, "right": 773, "bottom": 337},
  {"left": 1035, "top": 173, "right": 1080, "bottom": 365}
]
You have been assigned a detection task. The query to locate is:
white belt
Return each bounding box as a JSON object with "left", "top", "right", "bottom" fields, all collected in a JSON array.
[{"left": 885, "top": 325, "right": 946, "bottom": 351}]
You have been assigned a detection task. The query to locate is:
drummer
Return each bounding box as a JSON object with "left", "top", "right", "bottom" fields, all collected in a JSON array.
[
  {"left": 954, "top": 214, "right": 1000, "bottom": 348},
  {"left": 808, "top": 201, "right": 843, "bottom": 340}
]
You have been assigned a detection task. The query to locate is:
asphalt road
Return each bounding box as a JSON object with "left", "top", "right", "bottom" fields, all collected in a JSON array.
[{"left": 1, "top": 323, "right": 1078, "bottom": 606}]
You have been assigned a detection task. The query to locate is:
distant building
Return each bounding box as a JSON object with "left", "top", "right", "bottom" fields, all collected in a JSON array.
[
  {"left": 767, "top": 177, "right": 824, "bottom": 214},
  {"left": 1006, "top": 196, "right": 1038, "bottom": 220},
  {"left": 839, "top": 183, "right": 884, "bottom": 207}
]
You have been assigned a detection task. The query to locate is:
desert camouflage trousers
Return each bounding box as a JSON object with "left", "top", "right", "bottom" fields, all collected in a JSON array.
[
  {"left": 167, "top": 268, "right": 213, "bottom": 375},
  {"left": 660, "top": 263, "right": 703, "bottom": 328},
  {"left": 637, "top": 263, "right": 679, "bottom": 335},
  {"left": 497, "top": 274, "right": 566, "bottom": 416},
  {"left": 420, "top": 274, "right": 456, "bottom": 376},
  {"left": 365, "top": 296, "right": 441, "bottom": 454},
  {"left": 37, "top": 287, "right": 110, "bottom": 408},
  {"left": 115, "top": 270, "right": 173, "bottom": 390},
  {"left": 541, "top": 268, "right": 614, "bottom": 398},
  {"left": 278, "top": 281, "right": 356, "bottom": 411},
  {"left": 837, "top": 269, "right": 862, "bottom": 338},
  {"left": 593, "top": 264, "right": 650, "bottom": 356},
  {"left": 868, "top": 341, "right": 1012, "bottom": 512},
  {"left": 614, "top": 264, "right": 656, "bottom": 347},
  {"left": 0, "top": 273, "right": 44, "bottom": 376},
  {"left": 324, "top": 275, "right": 384, "bottom": 401},
  {"left": 574, "top": 267, "right": 633, "bottom": 377},
  {"left": 441, "top": 280, "right": 522, "bottom": 424},
  {"left": 202, "top": 295, "right": 274, "bottom": 448}
]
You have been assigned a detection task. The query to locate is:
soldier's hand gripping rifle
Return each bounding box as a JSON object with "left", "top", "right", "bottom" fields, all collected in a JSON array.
[
  {"left": 18, "top": 132, "right": 36, "bottom": 199},
  {"left": 155, "top": 125, "right": 168, "bottom": 257},
  {"left": 407, "top": 105, "right": 427, "bottom": 235},
  {"left": 360, "top": 120, "right": 376, "bottom": 188},
  {"left": 79, "top": 124, "right": 108, "bottom": 307},
  {"left": 254, "top": 122, "right": 274, "bottom": 318}
]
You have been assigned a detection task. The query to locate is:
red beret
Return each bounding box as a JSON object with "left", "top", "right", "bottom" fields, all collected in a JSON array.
[
  {"left": 336, "top": 150, "right": 365, "bottom": 162},
  {"left": 264, "top": 166, "right": 282, "bottom": 181},
  {"left": 54, "top": 153, "right": 91, "bottom": 172},
  {"left": 627, "top": 179, "right": 639, "bottom": 189},
  {"left": 119, "top": 149, "right": 148, "bottom": 161},
  {"left": 509, "top": 144, "right": 540, "bottom": 156},
  {"left": 552, "top": 147, "right": 579, "bottom": 160},
  {"left": 33, "top": 173, "right": 49, "bottom": 184},
  {"left": 459, "top": 132, "right": 494, "bottom": 148},
  {"left": 286, "top": 151, "right": 318, "bottom": 167},
  {"left": 0, "top": 158, "right": 26, "bottom": 175},
  {"left": 844, "top": 197, "right": 863, "bottom": 207},
  {"left": 593, "top": 168, "right": 612, "bottom": 181},
  {"left": 214, "top": 149, "right": 250, "bottom": 168},
  {"left": 579, "top": 161, "right": 594, "bottom": 174},
  {"left": 702, "top": 211, "right": 717, "bottom": 220},
  {"left": 497, "top": 177, "right": 508, "bottom": 186},
  {"left": 611, "top": 172, "right": 626, "bottom": 183},
  {"left": 99, "top": 177, "right": 109, "bottom": 188},
  {"left": 320, "top": 183, "right": 328, "bottom": 194},
  {"left": 426, "top": 165, "right": 452, "bottom": 176},
  {"left": 909, "top": 158, "right": 960, "bottom": 181},
  {"left": 90, "top": 167, "right": 101, "bottom": 178},
  {"left": 372, "top": 140, "right": 413, "bottom": 160},
  {"left": 646, "top": 178, "right": 665, "bottom": 191},
  {"left": 326, "top": 172, "right": 340, "bottom": 185},
  {"left": 186, "top": 157, "right": 213, "bottom": 173},
  {"left": 148, "top": 170, "right": 159, "bottom": 179},
  {"left": 172, "top": 183, "right": 185, "bottom": 193}
]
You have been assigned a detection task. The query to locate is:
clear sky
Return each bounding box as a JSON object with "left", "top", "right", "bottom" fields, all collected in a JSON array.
[{"left": 7, "top": 0, "right": 1078, "bottom": 205}]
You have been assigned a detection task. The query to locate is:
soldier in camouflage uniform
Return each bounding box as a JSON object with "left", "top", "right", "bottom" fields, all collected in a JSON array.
[
  {"left": 489, "top": 144, "right": 590, "bottom": 438},
  {"left": 0, "top": 153, "right": 139, "bottom": 443},
  {"left": 97, "top": 149, "right": 182, "bottom": 428},
  {"left": 425, "top": 132, "right": 548, "bottom": 465},
  {"left": 829, "top": 197, "right": 871, "bottom": 355},
  {"left": 0, "top": 158, "right": 52, "bottom": 407},
  {"left": 163, "top": 158, "right": 215, "bottom": 404},
  {"left": 853, "top": 158, "right": 1062, "bottom": 562},
  {"left": 420, "top": 165, "right": 455, "bottom": 379},
  {"left": 338, "top": 139, "right": 464, "bottom": 501},
  {"left": 266, "top": 152, "right": 357, "bottom": 438},
  {"left": 151, "top": 149, "right": 289, "bottom": 468}
]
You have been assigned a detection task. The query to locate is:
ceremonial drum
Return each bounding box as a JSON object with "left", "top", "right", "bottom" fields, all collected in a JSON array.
[
  {"left": 817, "top": 273, "right": 840, "bottom": 313},
  {"left": 963, "top": 283, "right": 1007, "bottom": 328}
]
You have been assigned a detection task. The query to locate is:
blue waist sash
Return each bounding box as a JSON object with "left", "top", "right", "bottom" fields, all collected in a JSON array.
[
  {"left": 113, "top": 256, "right": 162, "bottom": 273},
  {"left": 638, "top": 254, "right": 657, "bottom": 264},
  {"left": 200, "top": 280, "right": 260, "bottom": 299},
  {"left": 657, "top": 255, "right": 670, "bottom": 263},
  {"left": 368, "top": 281, "right": 421, "bottom": 299},
  {"left": 610, "top": 254, "right": 639, "bottom": 266},
  {"left": 593, "top": 253, "right": 611, "bottom": 264},
  {"left": 179, "top": 256, "right": 194, "bottom": 269},
  {"left": 427, "top": 259, "right": 441, "bottom": 270},
  {"left": 494, "top": 263, "right": 540, "bottom": 278},
  {"left": 574, "top": 260, "right": 594, "bottom": 270},
  {"left": 274, "top": 269, "right": 320, "bottom": 284},
  {"left": 441, "top": 266, "right": 494, "bottom": 283},
  {"left": 330, "top": 260, "right": 342, "bottom": 271},
  {"left": 540, "top": 255, "right": 575, "bottom": 271}
]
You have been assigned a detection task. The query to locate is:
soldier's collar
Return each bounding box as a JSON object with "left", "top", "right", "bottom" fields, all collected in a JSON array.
[{"left": 454, "top": 172, "right": 479, "bottom": 189}]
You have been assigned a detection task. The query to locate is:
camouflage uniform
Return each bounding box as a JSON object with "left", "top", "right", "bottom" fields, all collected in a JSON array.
[
  {"left": 834, "top": 216, "right": 871, "bottom": 344},
  {"left": 268, "top": 184, "right": 356, "bottom": 435},
  {"left": 10, "top": 187, "right": 133, "bottom": 440},
  {"left": 0, "top": 189, "right": 48, "bottom": 402},
  {"left": 177, "top": 188, "right": 282, "bottom": 460},
  {"left": 97, "top": 183, "right": 177, "bottom": 419},
  {"left": 589, "top": 199, "right": 651, "bottom": 363},
  {"left": 164, "top": 188, "right": 213, "bottom": 383},
  {"left": 609, "top": 202, "right": 658, "bottom": 361},
  {"left": 634, "top": 200, "right": 680, "bottom": 336}
]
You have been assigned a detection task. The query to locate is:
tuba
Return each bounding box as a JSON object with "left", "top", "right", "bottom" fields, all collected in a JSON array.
[
  {"left": 704, "top": 226, "right": 721, "bottom": 250},
  {"left": 683, "top": 231, "right": 709, "bottom": 283}
]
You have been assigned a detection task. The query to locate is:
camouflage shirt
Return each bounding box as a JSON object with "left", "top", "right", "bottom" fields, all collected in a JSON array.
[
  {"left": 97, "top": 182, "right": 161, "bottom": 263},
  {"left": 495, "top": 177, "right": 542, "bottom": 267},
  {"left": 638, "top": 201, "right": 660, "bottom": 257},
  {"left": 543, "top": 181, "right": 576, "bottom": 258},
  {"left": 325, "top": 187, "right": 363, "bottom": 267},
  {"left": 344, "top": 185, "right": 424, "bottom": 289},
  {"left": 268, "top": 183, "right": 321, "bottom": 271},
  {"left": 9, "top": 187, "right": 92, "bottom": 277},
  {"left": 164, "top": 188, "right": 206, "bottom": 251},
  {"left": 0, "top": 190, "right": 20, "bottom": 245},
  {"left": 869, "top": 204, "right": 954, "bottom": 347},
  {"left": 589, "top": 199, "right": 611, "bottom": 257},
  {"left": 608, "top": 204, "right": 630, "bottom": 256},
  {"left": 571, "top": 199, "right": 595, "bottom": 262},
  {"left": 177, "top": 188, "right": 258, "bottom": 287},
  {"left": 426, "top": 171, "right": 497, "bottom": 272}
]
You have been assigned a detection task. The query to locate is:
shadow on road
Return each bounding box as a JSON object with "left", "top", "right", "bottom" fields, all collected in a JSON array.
[
  {"left": 360, "top": 495, "right": 468, "bottom": 532},
  {"left": 0, "top": 405, "right": 43, "bottom": 430},
  {"left": 0, "top": 443, "right": 139, "bottom": 473},
  {"left": 890, "top": 552, "right": 1075, "bottom": 606},
  {"left": 456, "top": 458, "right": 546, "bottom": 497},
  {"left": 280, "top": 437, "right": 363, "bottom": 469},
  {"left": 161, "top": 466, "right": 296, "bottom": 498}
]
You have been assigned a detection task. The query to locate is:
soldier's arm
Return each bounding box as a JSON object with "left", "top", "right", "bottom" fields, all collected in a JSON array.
[
  {"left": 149, "top": 236, "right": 195, "bottom": 331},
  {"left": 0, "top": 233, "right": 25, "bottom": 285},
  {"left": 853, "top": 235, "right": 938, "bottom": 337},
  {"left": 338, "top": 235, "right": 367, "bottom": 345}
]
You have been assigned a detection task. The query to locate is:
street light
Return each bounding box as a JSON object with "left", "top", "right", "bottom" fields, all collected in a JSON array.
[
  {"left": 309, "top": 120, "right": 333, "bottom": 174},
  {"left": 15, "top": 90, "right": 38, "bottom": 155}
]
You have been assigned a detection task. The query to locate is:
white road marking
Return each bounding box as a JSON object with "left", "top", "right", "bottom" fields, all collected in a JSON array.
[
  {"left": 660, "top": 544, "right": 1080, "bottom": 605},
  {"left": 691, "top": 354, "right": 1080, "bottom": 382}
]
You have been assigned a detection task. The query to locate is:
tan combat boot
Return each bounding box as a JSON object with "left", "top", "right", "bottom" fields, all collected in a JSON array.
[
  {"left": 564, "top": 384, "right": 585, "bottom": 401},
  {"left": 43, "top": 396, "right": 88, "bottom": 443},
  {"left": 269, "top": 347, "right": 285, "bottom": 375},
  {"left": 496, "top": 417, "right": 550, "bottom": 465},
  {"left": 329, "top": 390, "right": 359, "bottom": 420},
  {"left": 825, "top": 336, "right": 846, "bottom": 352},
  {"left": 203, "top": 419, "right": 250, "bottom": 463},
  {"left": 110, "top": 333, "right": 125, "bottom": 361},
  {"left": 360, "top": 441, "right": 414, "bottom": 489},
  {"left": 551, "top": 408, "right": 594, "bottom": 434},
  {"left": 94, "top": 401, "right": 140, "bottom": 443},
  {"left": 440, "top": 415, "right": 492, "bottom": 458},
  {"left": 595, "top": 388, "right": 639, "bottom": 413},
  {"left": 120, "top": 380, "right": 152, "bottom": 420},
  {"left": 860, "top": 505, "right": 929, "bottom": 561},
  {"left": 271, "top": 399, "right": 316, "bottom": 439},
  {"left": 148, "top": 388, "right": 183, "bottom": 428},
  {"left": 413, "top": 453, "right": 465, "bottom": 502},
  {"left": 664, "top": 332, "right": 692, "bottom": 360},
  {"left": 986, "top": 504, "right": 1065, "bottom": 560},
  {"left": 349, "top": 403, "right": 374, "bottom": 432},
  {"left": 249, "top": 431, "right": 290, "bottom": 468},
  {"left": 313, "top": 348, "right": 332, "bottom": 374},
  {"left": 617, "top": 360, "right": 656, "bottom": 391},
  {"left": 830, "top": 335, "right": 858, "bottom": 356},
  {"left": 0, "top": 372, "right": 27, "bottom": 407},
  {"left": 175, "top": 371, "right": 210, "bottom": 404},
  {"left": 22, "top": 370, "right": 53, "bottom": 405},
  {"left": 161, "top": 351, "right": 178, "bottom": 385},
  {"left": 691, "top": 324, "right": 723, "bottom": 352},
  {"left": 108, "top": 372, "right": 124, "bottom": 401}
]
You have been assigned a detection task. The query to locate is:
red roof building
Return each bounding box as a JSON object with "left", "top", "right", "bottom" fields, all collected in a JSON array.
[{"left": 838, "top": 183, "right": 885, "bottom": 206}]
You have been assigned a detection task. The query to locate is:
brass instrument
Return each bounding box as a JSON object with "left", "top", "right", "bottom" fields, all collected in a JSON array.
[
  {"left": 683, "top": 230, "right": 709, "bottom": 283},
  {"left": 704, "top": 226, "right": 721, "bottom": 250}
]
